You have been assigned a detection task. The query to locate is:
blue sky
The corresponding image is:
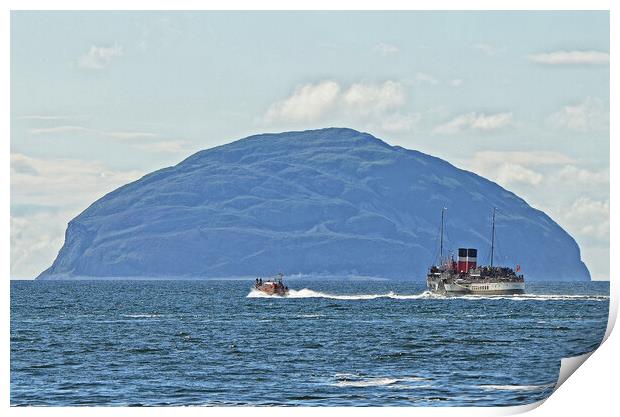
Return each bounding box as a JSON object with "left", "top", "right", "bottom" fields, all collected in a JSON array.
[{"left": 10, "top": 11, "right": 609, "bottom": 279}]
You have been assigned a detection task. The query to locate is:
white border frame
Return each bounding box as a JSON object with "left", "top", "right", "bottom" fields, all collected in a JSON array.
[{"left": 3, "top": 2, "right": 616, "bottom": 416}]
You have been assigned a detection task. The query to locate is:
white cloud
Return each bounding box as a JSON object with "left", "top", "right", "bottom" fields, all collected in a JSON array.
[
  {"left": 106, "top": 131, "right": 159, "bottom": 140},
  {"left": 474, "top": 44, "right": 501, "bottom": 56},
  {"left": 413, "top": 72, "right": 439, "bottom": 85},
  {"left": 494, "top": 164, "right": 544, "bottom": 186},
  {"left": 264, "top": 81, "right": 341, "bottom": 123},
  {"left": 78, "top": 45, "right": 124, "bottom": 70},
  {"left": 378, "top": 112, "right": 422, "bottom": 133},
  {"left": 465, "top": 151, "right": 608, "bottom": 199},
  {"left": 536, "top": 196, "right": 609, "bottom": 279},
  {"left": 11, "top": 153, "right": 146, "bottom": 277},
  {"left": 11, "top": 209, "right": 76, "bottom": 279},
  {"left": 553, "top": 165, "right": 609, "bottom": 184},
  {"left": 341, "top": 81, "right": 406, "bottom": 116},
  {"left": 28, "top": 125, "right": 90, "bottom": 135},
  {"left": 132, "top": 140, "right": 192, "bottom": 153},
  {"left": 528, "top": 50, "right": 609, "bottom": 65},
  {"left": 470, "top": 150, "right": 574, "bottom": 167},
  {"left": 548, "top": 97, "right": 609, "bottom": 132},
  {"left": 433, "top": 112, "right": 513, "bottom": 135},
  {"left": 463, "top": 149, "right": 609, "bottom": 279},
  {"left": 11, "top": 153, "right": 143, "bottom": 208},
  {"left": 373, "top": 42, "right": 399, "bottom": 55},
  {"left": 29, "top": 125, "right": 157, "bottom": 139},
  {"left": 465, "top": 151, "right": 574, "bottom": 186},
  {"left": 27, "top": 124, "right": 190, "bottom": 152},
  {"left": 563, "top": 197, "right": 609, "bottom": 241},
  {"left": 264, "top": 80, "right": 407, "bottom": 123},
  {"left": 451, "top": 79, "right": 463, "bottom": 87},
  {"left": 566, "top": 197, "right": 609, "bottom": 220},
  {"left": 580, "top": 246, "right": 610, "bottom": 281}
]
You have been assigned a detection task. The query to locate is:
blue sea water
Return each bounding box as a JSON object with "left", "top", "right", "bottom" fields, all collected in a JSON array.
[{"left": 10, "top": 279, "right": 609, "bottom": 407}]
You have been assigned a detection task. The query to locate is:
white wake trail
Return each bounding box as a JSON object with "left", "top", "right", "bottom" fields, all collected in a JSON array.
[
  {"left": 456, "top": 294, "right": 609, "bottom": 302},
  {"left": 246, "top": 288, "right": 607, "bottom": 302},
  {"left": 332, "top": 374, "right": 433, "bottom": 388},
  {"left": 478, "top": 383, "right": 555, "bottom": 392},
  {"left": 247, "top": 288, "right": 439, "bottom": 300}
]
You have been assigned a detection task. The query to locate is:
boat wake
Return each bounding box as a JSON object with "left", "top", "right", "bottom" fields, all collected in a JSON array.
[
  {"left": 457, "top": 294, "right": 609, "bottom": 302},
  {"left": 332, "top": 374, "right": 433, "bottom": 388},
  {"left": 478, "top": 383, "right": 555, "bottom": 392},
  {"left": 248, "top": 288, "right": 442, "bottom": 300},
  {"left": 287, "top": 288, "right": 440, "bottom": 300},
  {"left": 247, "top": 288, "right": 608, "bottom": 302}
]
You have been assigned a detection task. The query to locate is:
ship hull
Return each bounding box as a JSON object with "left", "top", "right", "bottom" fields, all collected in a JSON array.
[
  {"left": 427, "top": 275, "right": 525, "bottom": 295},
  {"left": 443, "top": 282, "right": 525, "bottom": 295},
  {"left": 254, "top": 282, "right": 288, "bottom": 296}
]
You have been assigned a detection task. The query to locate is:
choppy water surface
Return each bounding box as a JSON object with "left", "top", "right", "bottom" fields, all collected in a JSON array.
[{"left": 11, "top": 280, "right": 609, "bottom": 406}]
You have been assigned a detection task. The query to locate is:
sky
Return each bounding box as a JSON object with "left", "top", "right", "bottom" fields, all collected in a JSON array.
[{"left": 10, "top": 11, "right": 610, "bottom": 279}]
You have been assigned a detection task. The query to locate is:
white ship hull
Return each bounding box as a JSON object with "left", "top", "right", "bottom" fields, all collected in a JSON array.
[
  {"left": 443, "top": 281, "right": 525, "bottom": 295},
  {"left": 426, "top": 276, "right": 525, "bottom": 295}
]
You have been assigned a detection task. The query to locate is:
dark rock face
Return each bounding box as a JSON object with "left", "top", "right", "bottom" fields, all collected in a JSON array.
[{"left": 38, "top": 128, "right": 590, "bottom": 280}]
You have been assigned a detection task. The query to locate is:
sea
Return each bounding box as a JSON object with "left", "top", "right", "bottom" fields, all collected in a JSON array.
[{"left": 10, "top": 279, "right": 609, "bottom": 407}]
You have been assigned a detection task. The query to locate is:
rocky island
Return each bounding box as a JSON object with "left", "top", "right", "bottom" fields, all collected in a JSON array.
[{"left": 37, "top": 128, "right": 590, "bottom": 281}]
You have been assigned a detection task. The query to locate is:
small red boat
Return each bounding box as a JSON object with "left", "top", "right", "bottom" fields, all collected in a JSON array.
[{"left": 254, "top": 273, "right": 289, "bottom": 296}]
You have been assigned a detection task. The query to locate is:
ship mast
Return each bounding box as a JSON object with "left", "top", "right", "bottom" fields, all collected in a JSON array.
[
  {"left": 439, "top": 207, "right": 446, "bottom": 263},
  {"left": 490, "top": 207, "right": 496, "bottom": 267}
]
